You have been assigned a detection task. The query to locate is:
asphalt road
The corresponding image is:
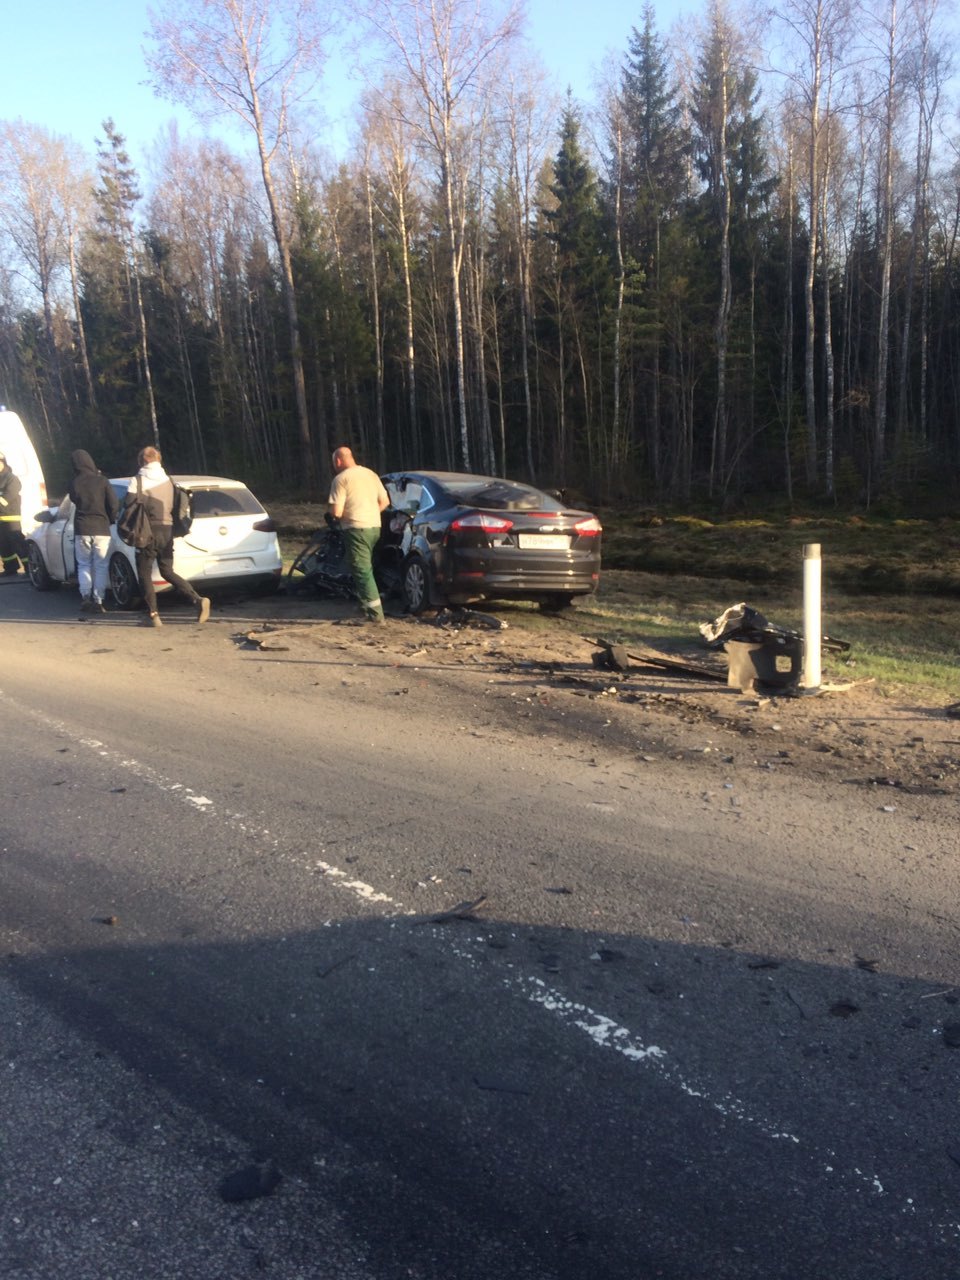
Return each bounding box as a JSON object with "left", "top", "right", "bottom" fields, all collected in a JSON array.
[{"left": 2, "top": 578, "right": 959, "bottom": 1280}]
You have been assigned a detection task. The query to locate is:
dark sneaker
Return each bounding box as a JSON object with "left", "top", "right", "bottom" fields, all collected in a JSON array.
[
  {"left": 79, "top": 596, "right": 94, "bottom": 613},
  {"left": 93, "top": 599, "right": 107, "bottom": 614},
  {"left": 195, "top": 597, "right": 211, "bottom": 624}
]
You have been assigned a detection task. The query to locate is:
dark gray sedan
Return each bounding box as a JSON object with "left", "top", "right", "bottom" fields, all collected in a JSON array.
[{"left": 379, "top": 471, "right": 602, "bottom": 613}]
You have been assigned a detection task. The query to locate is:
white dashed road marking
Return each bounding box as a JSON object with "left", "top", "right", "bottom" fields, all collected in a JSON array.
[{"left": 4, "top": 689, "right": 953, "bottom": 1241}]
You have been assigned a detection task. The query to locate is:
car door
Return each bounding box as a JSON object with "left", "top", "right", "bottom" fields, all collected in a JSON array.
[
  {"left": 44, "top": 496, "right": 76, "bottom": 582},
  {"left": 387, "top": 476, "right": 441, "bottom": 563},
  {"left": 407, "top": 479, "right": 449, "bottom": 572}
]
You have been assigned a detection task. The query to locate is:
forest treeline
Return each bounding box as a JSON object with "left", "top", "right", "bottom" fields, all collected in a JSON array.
[{"left": 1, "top": 0, "right": 959, "bottom": 508}]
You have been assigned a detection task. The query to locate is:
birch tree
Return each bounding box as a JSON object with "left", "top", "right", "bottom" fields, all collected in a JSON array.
[
  {"left": 361, "top": 0, "right": 523, "bottom": 471},
  {"left": 896, "top": 0, "right": 948, "bottom": 451},
  {"left": 691, "top": 4, "right": 737, "bottom": 496},
  {"left": 147, "top": 130, "right": 260, "bottom": 464},
  {"left": 865, "top": 0, "right": 909, "bottom": 481},
  {"left": 500, "top": 68, "right": 554, "bottom": 481},
  {"left": 0, "top": 121, "right": 95, "bottom": 415},
  {"left": 147, "top": 0, "right": 331, "bottom": 493},
  {"left": 771, "top": 0, "right": 852, "bottom": 491}
]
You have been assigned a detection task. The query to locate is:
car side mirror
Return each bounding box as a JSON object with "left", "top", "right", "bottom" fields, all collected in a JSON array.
[{"left": 35, "top": 508, "right": 55, "bottom": 523}]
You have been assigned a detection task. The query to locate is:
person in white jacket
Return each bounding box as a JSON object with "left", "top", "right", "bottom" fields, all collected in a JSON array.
[{"left": 123, "top": 446, "right": 210, "bottom": 628}]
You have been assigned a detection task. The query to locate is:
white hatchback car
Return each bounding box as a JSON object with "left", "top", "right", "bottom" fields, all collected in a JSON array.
[{"left": 26, "top": 475, "right": 283, "bottom": 607}]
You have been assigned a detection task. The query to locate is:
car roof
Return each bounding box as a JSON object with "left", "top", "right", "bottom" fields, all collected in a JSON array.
[
  {"left": 385, "top": 470, "right": 525, "bottom": 486},
  {"left": 111, "top": 475, "right": 252, "bottom": 488},
  {"left": 382, "top": 469, "right": 598, "bottom": 517}
]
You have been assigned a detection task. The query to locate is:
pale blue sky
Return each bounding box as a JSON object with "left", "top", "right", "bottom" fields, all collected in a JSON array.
[{"left": 2, "top": 0, "right": 700, "bottom": 169}]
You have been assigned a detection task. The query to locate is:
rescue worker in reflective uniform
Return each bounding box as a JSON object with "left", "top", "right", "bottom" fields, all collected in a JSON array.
[{"left": 0, "top": 451, "right": 27, "bottom": 575}]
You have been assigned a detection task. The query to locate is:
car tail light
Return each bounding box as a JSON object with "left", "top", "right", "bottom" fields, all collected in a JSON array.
[
  {"left": 450, "top": 512, "right": 514, "bottom": 533},
  {"left": 253, "top": 518, "right": 276, "bottom": 532},
  {"left": 573, "top": 517, "right": 602, "bottom": 536}
]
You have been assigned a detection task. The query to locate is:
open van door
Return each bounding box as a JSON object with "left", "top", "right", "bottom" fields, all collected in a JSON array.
[{"left": 0, "top": 407, "right": 48, "bottom": 536}]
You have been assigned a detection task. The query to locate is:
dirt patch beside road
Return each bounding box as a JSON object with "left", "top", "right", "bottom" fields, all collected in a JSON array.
[{"left": 233, "top": 589, "right": 960, "bottom": 806}]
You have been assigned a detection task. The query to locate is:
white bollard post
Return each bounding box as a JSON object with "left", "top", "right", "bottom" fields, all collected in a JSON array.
[{"left": 803, "top": 543, "right": 822, "bottom": 693}]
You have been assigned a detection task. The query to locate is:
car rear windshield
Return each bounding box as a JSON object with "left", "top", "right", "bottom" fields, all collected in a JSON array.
[
  {"left": 189, "top": 487, "right": 265, "bottom": 518},
  {"left": 440, "top": 479, "right": 561, "bottom": 511}
]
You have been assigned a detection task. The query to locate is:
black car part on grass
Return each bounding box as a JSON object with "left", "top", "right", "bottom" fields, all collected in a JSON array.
[
  {"left": 700, "top": 601, "right": 851, "bottom": 693},
  {"left": 286, "top": 516, "right": 354, "bottom": 599},
  {"left": 699, "top": 602, "right": 850, "bottom": 653},
  {"left": 285, "top": 514, "right": 406, "bottom": 603}
]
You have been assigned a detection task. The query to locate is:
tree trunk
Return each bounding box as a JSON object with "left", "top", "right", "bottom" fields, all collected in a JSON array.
[
  {"left": 68, "top": 224, "right": 96, "bottom": 410},
  {"left": 874, "top": 0, "right": 898, "bottom": 481},
  {"left": 442, "top": 158, "right": 471, "bottom": 470}
]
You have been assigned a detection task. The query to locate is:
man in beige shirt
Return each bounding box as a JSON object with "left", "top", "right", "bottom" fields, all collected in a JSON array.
[{"left": 327, "top": 446, "right": 390, "bottom": 623}]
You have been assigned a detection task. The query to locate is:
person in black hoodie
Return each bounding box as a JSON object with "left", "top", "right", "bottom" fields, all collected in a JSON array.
[{"left": 68, "top": 449, "right": 119, "bottom": 614}]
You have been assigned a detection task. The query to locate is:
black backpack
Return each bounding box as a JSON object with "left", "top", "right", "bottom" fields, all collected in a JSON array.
[
  {"left": 172, "top": 482, "right": 193, "bottom": 537},
  {"left": 116, "top": 475, "right": 153, "bottom": 549}
]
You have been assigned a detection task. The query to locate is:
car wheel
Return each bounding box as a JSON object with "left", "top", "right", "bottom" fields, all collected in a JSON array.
[
  {"left": 403, "top": 556, "right": 434, "bottom": 614},
  {"left": 26, "top": 541, "right": 57, "bottom": 591},
  {"left": 109, "top": 553, "right": 141, "bottom": 609},
  {"left": 539, "top": 593, "right": 576, "bottom": 614}
]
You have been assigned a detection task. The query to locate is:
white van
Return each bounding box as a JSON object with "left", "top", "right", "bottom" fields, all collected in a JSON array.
[{"left": 0, "top": 407, "right": 48, "bottom": 536}]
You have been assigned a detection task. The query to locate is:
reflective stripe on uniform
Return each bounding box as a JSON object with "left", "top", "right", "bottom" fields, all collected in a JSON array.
[{"left": 0, "top": 515, "right": 22, "bottom": 522}]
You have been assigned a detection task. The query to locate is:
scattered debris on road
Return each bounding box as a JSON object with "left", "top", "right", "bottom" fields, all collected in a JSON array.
[
  {"left": 829, "top": 1000, "right": 860, "bottom": 1018},
  {"left": 435, "top": 607, "right": 507, "bottom": 630},
  {"left": 591, "top": 636, "right": 725, "bottom": 682},
  {"left": 417, "top": 894, "right": 488, "bottom": 925},
  {"left": 210, "top": 593, "right": 960, "bottom": 801},
  {"left": 818, "top": 678, "right": 876, "bottom": 693},
  {"left": 240, "top": 627, "right": 290, "bottom": 651},
  {"left": 317, "top": 955, "right": 356, "bottom": 979},
  {"left": 473, "top": 1075, "right": 531, "bottom": 1095},
  {"left": 218, "top": 1160, "right": 282, "bottom": 1203}
]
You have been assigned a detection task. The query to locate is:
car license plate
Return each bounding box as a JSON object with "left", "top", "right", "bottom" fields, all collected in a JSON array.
[{"left": 517, "top": 533, "right": 570, "bottom": 550}]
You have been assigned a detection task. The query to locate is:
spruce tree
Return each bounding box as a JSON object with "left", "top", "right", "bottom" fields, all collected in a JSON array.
[
  {"left": 617, "top": 5, "right": 691, "bottom": 492},
  {"left": 540, "top": 104, "right": 613, "bottom": 483},
  {"left": 620, "top": 6, "right": 689, "bottom": 259},
  {"left": 81, "top": 120, "right": 157, "bottom": 458}
]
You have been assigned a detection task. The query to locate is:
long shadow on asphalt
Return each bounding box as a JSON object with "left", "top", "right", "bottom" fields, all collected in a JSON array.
[{"left": 4, "top": 850, "right": 958, "bottom": 1280}]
